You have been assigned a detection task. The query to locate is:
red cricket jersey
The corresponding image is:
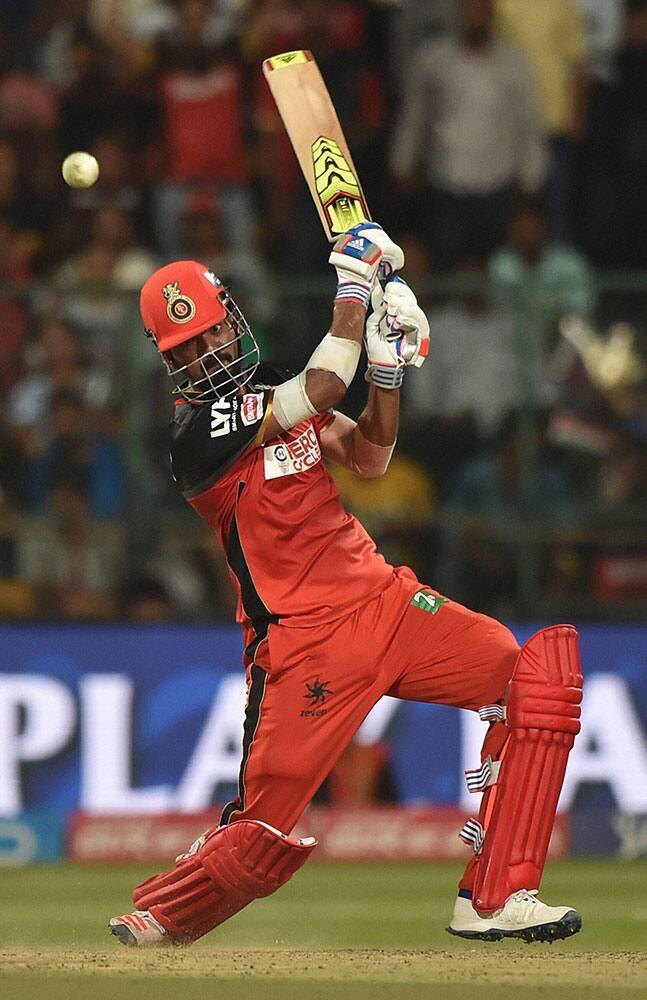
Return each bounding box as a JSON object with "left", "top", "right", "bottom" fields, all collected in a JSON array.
[{"left": 170, "top": 364, "right": 395, "bottom": 647}]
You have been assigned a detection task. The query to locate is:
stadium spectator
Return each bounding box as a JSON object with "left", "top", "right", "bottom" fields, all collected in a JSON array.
[
  {"left": 56, "top": 25, "right": 132, "bottom": 151},
  {"left": 25, "top": 387, "right": 125, "bottom": 518},
  {"left": 29, "top": 0, "right": 93, "bottom": 87},
  {"left": 0, "top": 31, "right": 60, "bottom": 135},
  {"left": 141, "top": 0, "right": 254, "bottom": 259},
  {"left": 495, "top": 0, "right": 590, "bottom": 245},
  {"left": 575, "top": 0, "right": 626, "bottom": 261},
  {"left": 582, "top": 435, "right": 647, "bottom": 606},
  {"left": 17, "top": 472, "right": 123, "bottom": 619},
  {"left": 442, "top": 412, "right": 576, "bottom": 613},
  {"left": 0, "top": 417, "right": 27, "bottom": 514},
  {"left": 601, "top": 1, "right": 647, "bottom": 267},
  {"left": 489, "top": 202, "right": 597, "bottom": 414},
  {"left": 48, "top": 237, "right": 130, "bottom": 368},
  {"left": 0, "top": 136, "right": 44, "bottom": 234},
  {"left": 91, "top": 204, "right": 159, "bottom": 291},
  {"left": 6, "top": 318, "right": 112, "bottom": 448},
  {"left": 388, "top": 0, "right": 457, "bottom": 95},
  {"left": 181, "top": 190, "right": 275, "bottom": 327},
  {"left": 489, "top": 202, "right": 596, "bottom": 320},
  {"left": 119, "top": 574, "right": 175, "bottom": 621},
  {"left": 402, "top": 260, "right": 546, "bottom": 490},
  {"left": 0, "top": 294, "right": 31, "bottom": 397},
  {"left": 390, "top": 0, "right": 546, "bottom": 269}
]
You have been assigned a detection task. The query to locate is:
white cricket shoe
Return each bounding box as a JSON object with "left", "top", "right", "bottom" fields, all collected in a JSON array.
[
  {"left": 447, "top": 889, "right": 582, "bottom": 943},
  {"left": 109, "top": 910, "right": 172, "bottom": 947}
]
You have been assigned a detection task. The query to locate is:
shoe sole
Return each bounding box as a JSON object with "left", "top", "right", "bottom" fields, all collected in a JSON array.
[
  {"left": 109, "top": 922, "right": 138, "bottom": 946},
  {"left": 446, "top": 909, "right": 582, "bottom": 944}
]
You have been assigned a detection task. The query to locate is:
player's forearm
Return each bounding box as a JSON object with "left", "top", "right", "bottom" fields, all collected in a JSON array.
[
  {"left": 329, "top": 299, "right": 368, "bottom": 346},
  {"left": 357, "top": 383, "right": 399, "bottom": 447},
  {"left": 305, "top": 300, "right": 367, "bottom": 409}
]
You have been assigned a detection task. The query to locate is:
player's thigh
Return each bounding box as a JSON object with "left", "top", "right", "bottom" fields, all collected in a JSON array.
[
  {"left": 386, "top": 591, "right": 519, "bottom": 710},
  {"left": 231, "top": 622, "right": 388, "bottom": 830}
]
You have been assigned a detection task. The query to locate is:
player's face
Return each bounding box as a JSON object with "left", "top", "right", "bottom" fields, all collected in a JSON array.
[{"left": 169, "top": 319, "right": 239, "bottom": 380}]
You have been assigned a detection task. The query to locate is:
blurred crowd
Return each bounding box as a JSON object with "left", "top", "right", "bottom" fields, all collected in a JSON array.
[{"left": 0, "top": 0, "right": 646, "bottom": 623}]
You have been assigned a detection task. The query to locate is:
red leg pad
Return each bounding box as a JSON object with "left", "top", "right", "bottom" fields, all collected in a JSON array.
[
  {"left": 472, "top": 625, "right": 583, "bottom": 913},
  {"left": 132, "top": 819, "right": 317, "bottom": 943}
]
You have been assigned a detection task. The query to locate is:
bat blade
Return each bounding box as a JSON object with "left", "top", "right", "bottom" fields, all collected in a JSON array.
[{"left": 263, "top": 50, "right": 371, "bottom": 241}]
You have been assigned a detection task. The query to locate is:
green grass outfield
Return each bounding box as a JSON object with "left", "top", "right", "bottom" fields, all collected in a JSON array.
[{"left": 1, "top": 859, "right": 646, "bottom": 999}]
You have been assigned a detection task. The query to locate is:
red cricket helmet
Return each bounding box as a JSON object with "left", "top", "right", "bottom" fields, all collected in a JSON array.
[
  {"left": 139, "top": 260, "right": 260, "bottom": 401},
  {"left": 140, "top": 260, "right": 228, "bottom": 352}
]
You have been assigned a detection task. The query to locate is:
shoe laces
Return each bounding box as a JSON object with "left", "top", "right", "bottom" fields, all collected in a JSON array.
[{"left": 507, "top": 889, "right": 540, "bottom": 918}]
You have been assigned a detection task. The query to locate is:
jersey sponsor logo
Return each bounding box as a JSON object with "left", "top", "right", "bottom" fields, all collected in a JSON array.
[
  {"left": 410, "top": 589, "right": 448, "bottom": 615},
  {"left": 264, "top": 423, "right": 322, "bottom": 480},
  {"left": 210, "top": 399, "right": 234, "bottom": 438},
  {"left": 240, "top": 393, "right": 264, "bottom": 426}
]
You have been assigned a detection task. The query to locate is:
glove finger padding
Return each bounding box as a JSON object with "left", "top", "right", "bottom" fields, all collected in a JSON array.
[
  {"left": 386, "top": 302, "right": 430, "bottom": 368},
  {"left": 375, "top": 279, "right": 430, "bottom": 368}
]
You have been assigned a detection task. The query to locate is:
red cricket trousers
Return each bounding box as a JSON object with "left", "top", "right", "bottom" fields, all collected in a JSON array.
[{"left": 221, "top": 566, "right": 519, "bottom": 892}]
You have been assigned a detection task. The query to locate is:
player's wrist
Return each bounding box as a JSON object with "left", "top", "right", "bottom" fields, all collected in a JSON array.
[
  {"left": 334, "top": 280, "right": 371, "bottom": 309},
  {"left": 365, "top": 362, "right": 405, "bottom": 389}
]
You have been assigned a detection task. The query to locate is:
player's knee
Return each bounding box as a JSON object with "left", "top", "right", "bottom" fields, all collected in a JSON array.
[{"left": 483, "top": 621, "right": 519, "bottom": 702}]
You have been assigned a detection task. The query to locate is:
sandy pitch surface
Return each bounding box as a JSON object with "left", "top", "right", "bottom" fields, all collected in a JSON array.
[{"left": 1, "top": 947, "right": 646, "bottom": 989}]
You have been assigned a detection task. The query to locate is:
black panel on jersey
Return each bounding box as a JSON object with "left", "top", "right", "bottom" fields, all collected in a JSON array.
[
  {"left": 227, "top": 482, "right": 279, "bottom": 639},
  {"left": 169, "top": 362, "right": 293, "bottom": 499},
  {"left": 253, "top": 361, "right": 294, "bottom": 387},
  {"left": 220, "top": 661, "right": 267, "bottom": 826}
]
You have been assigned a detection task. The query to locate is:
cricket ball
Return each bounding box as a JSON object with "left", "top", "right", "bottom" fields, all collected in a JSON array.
[{"left": 61, "top": 151, "right": 100, "bottom": 189}]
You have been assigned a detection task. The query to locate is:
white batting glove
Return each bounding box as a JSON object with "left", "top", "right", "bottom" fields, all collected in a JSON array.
[
  {"left": 329, "top": 223, "right": 404, "bottom": 308},
  {"left": 365, "top": 277, "right": 430, "bottom": 389},
  {"left": 347, "top": 222, "right": 405, "bottom": 276}
]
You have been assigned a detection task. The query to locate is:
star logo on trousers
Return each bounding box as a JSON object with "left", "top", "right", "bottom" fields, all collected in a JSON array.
[{"left": 304, "top": 678, "right": 333, "bottom": 706}]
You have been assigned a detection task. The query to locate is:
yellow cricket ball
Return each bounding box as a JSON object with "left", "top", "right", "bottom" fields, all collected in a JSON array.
[{"left": 61, "top": 151, "right": 100, "bottom": 189}]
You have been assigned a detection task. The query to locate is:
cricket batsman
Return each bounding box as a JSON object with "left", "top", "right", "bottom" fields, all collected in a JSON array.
[{"left": 109, "top": 223, "right": 583, "bottom": 946}]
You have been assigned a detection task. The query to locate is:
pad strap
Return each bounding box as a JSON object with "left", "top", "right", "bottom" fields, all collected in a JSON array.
[{"left": 465, "top": 755, "right": 501, "bottom": 793}]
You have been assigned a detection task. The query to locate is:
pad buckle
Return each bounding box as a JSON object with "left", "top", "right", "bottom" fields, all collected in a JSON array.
[
  {"left": 458, "top": 818, "right": 484, "bottom": 854},
  {"left": 464, "top": 755, "right": 501, "bottom": 793},
  {"left": 176, "top": 830, "right": 208, "bottom": 862},
  {"left": 478, "top": 704, "right": 506, "bottom": 723}
]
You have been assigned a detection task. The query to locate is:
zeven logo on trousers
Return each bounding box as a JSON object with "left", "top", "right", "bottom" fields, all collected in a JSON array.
[
  {"left": 411, "top": 589, "right": 448, "bottom": 615},
  {"left": 301, "top": 677, "right": 333, "bottom": 718}
]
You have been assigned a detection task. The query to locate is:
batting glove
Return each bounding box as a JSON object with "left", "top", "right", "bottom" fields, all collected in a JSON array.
[
  {"left": 329, "top": 223, "right": 404, "bottom": 308},
  {"left": 347, "top": 222, "right": 405, "bottom": 276},
  {"left": 365, "top": 277, "right": 430, "bottom": 389}
]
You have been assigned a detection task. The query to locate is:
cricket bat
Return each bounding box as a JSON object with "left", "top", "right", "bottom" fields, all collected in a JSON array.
[{"left": 262, "top": 50, "right": 371, "bottom": 242}]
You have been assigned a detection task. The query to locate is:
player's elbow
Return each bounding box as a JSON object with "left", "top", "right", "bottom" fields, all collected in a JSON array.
[
  {"left": 357, "top": 465, "right": 387, "bottom": 480},
  {"left": 305, "top": 369, "right": 347, "bottom": 413},
  {"left": 349, "top": 432, "right": 395, "bottom": 479},
  {"left": 352, "top": 462, "right": 389, "bottom": 480}
]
